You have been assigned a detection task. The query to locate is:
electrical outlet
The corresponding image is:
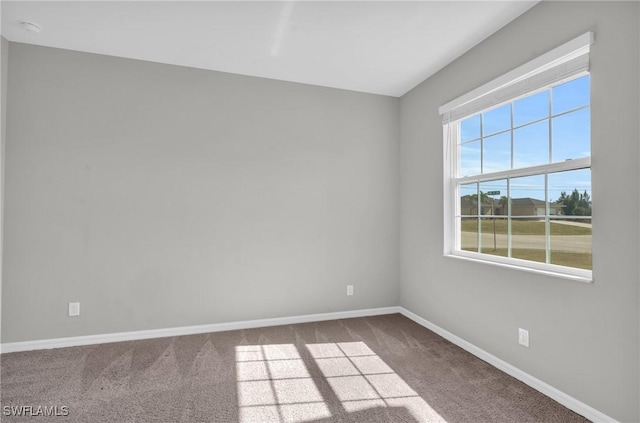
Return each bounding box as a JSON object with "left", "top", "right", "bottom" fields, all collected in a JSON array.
[
  {"left": 68, "top": 302, "right": 80, "bottom": 317},
  {"left": 346, "top": 285, "right": 354, "bottom": 296},
  {"left": 518, "top": 328, "right": 529, "bottom": 347}
]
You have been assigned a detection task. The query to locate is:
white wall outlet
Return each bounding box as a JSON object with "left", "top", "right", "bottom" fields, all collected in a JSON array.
[
  {"left": 518, "top": 328, "right": 529, "bottom": 347},
  {"left": 346, "top": 285, "right": 354, "bottom": 296},
  {"left": 68, "top": 302, "right": 80, "bottom": 317}
]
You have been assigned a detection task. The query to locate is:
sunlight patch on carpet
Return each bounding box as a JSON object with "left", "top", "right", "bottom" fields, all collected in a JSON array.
[
  {"left": 236, "top": 342, "right": 446, "bottom": 423},
  {"left": 308, "top": 342, "right": 446, "bottom": 422},
  {"left": 236, "top": 344, "right": 330, "bottom": 423}
]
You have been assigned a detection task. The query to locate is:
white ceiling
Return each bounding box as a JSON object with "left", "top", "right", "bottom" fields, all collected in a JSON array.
[{"left": 1, "top": 1, "right": 537, "bottom": 97}]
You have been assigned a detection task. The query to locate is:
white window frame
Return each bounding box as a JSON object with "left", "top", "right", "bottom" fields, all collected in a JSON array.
[{"left": 441, "top": 32, "right": 594, "bottom": 283}]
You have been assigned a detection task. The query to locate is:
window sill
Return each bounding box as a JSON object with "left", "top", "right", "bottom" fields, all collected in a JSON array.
[{"left": 443, "top": 252, "right": 593, "bottom": 284}]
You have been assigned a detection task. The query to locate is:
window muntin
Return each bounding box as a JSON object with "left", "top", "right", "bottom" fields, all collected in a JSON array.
[{"left": 453, "top": 74, "right": 591, "bottom": 276}]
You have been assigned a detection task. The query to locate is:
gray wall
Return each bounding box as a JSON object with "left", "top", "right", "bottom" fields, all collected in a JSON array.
[
  {"left": 0, "top": 36, "right": 7, "bottom": 345},
  {"left": 400, "top": 2, "right": 639, "bottom": 421},
  {"left": 2, "top": 43, "right": 399, "bottom": 343}
]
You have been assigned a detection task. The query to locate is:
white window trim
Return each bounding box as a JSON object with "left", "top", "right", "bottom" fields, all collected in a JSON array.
[
  {"left": 439, "top": 32, "right": 594, "bottom": 119},
  {"left": 441, "top": 32, "right": 594, "bottom": 283}
]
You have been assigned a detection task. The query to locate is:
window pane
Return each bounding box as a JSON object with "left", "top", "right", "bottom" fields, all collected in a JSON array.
[
  {"left": 459, "top": 183, "right": 479, "bottom": 253},
  {"left": 459, "top": 183, "right": 478, "bottom": 216},
  {"left": 552, "top": 75, "right": 590, "bottom": 114},
  {"left": 552, "top": 108, "right": 590, "bottom": 162},
  {"left": 514, "top": 120, "right": 549, "bottom": 168},
  {"left": 548, "top": 169, "right": 591, "bottom": 217},
  {"left": 482, "top": 132, "right": 511, "bottom": 173},
  {"left": 482, "top": 104, "right": 511, "bottom": 136},
  {"left": 509, "top": 175, "right": 545, "bottom": 217},
  {"left": 514, "top": 90, "right": 549, "bottom": 127},
  {"left": 460, "top": 141, "right": 481, "bottom": 177},
  {"left": 460, "top": 217, "right": 478, "bottom": 252},
  {"left": 511, "top": 218, "right": 547, "bottom": 264},
  {"left": 460, "top": 115, "right": 481, "bottom": 142},
  {"left": 550, "top": 217, "right": 592, "bottom": 270},
  {"left": 478, "top": 217, "right": 508, "bottom": 256},
  {"left": 480, "top": 180, "right": 507, "bottom": 216},
  {"left": 479, "top": 180, "right": 508, "bottom": 256}
]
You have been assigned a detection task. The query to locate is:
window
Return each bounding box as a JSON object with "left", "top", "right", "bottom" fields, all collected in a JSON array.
[{"left": 441, "top": 33, "right": 593, "bottom": 282}]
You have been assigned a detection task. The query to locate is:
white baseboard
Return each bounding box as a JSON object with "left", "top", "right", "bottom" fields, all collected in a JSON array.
[
  {"left": 0, "top": 306, "right": 401, "bottom": 354},
  {"left": 398, "top": 306, "right": 617, "bottom": 423},
  {"left": 1, "top": 304, "right": 616, "bottom": 422}
]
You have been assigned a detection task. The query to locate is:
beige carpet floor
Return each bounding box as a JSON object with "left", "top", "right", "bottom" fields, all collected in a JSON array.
[{"left": 1, "top": 314, "right": 588, "bottom": 422}]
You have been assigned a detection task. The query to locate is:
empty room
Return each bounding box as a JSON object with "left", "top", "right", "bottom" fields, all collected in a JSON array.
[{"left": 0, "top": 1, "right": 638, "bottom": 422}]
